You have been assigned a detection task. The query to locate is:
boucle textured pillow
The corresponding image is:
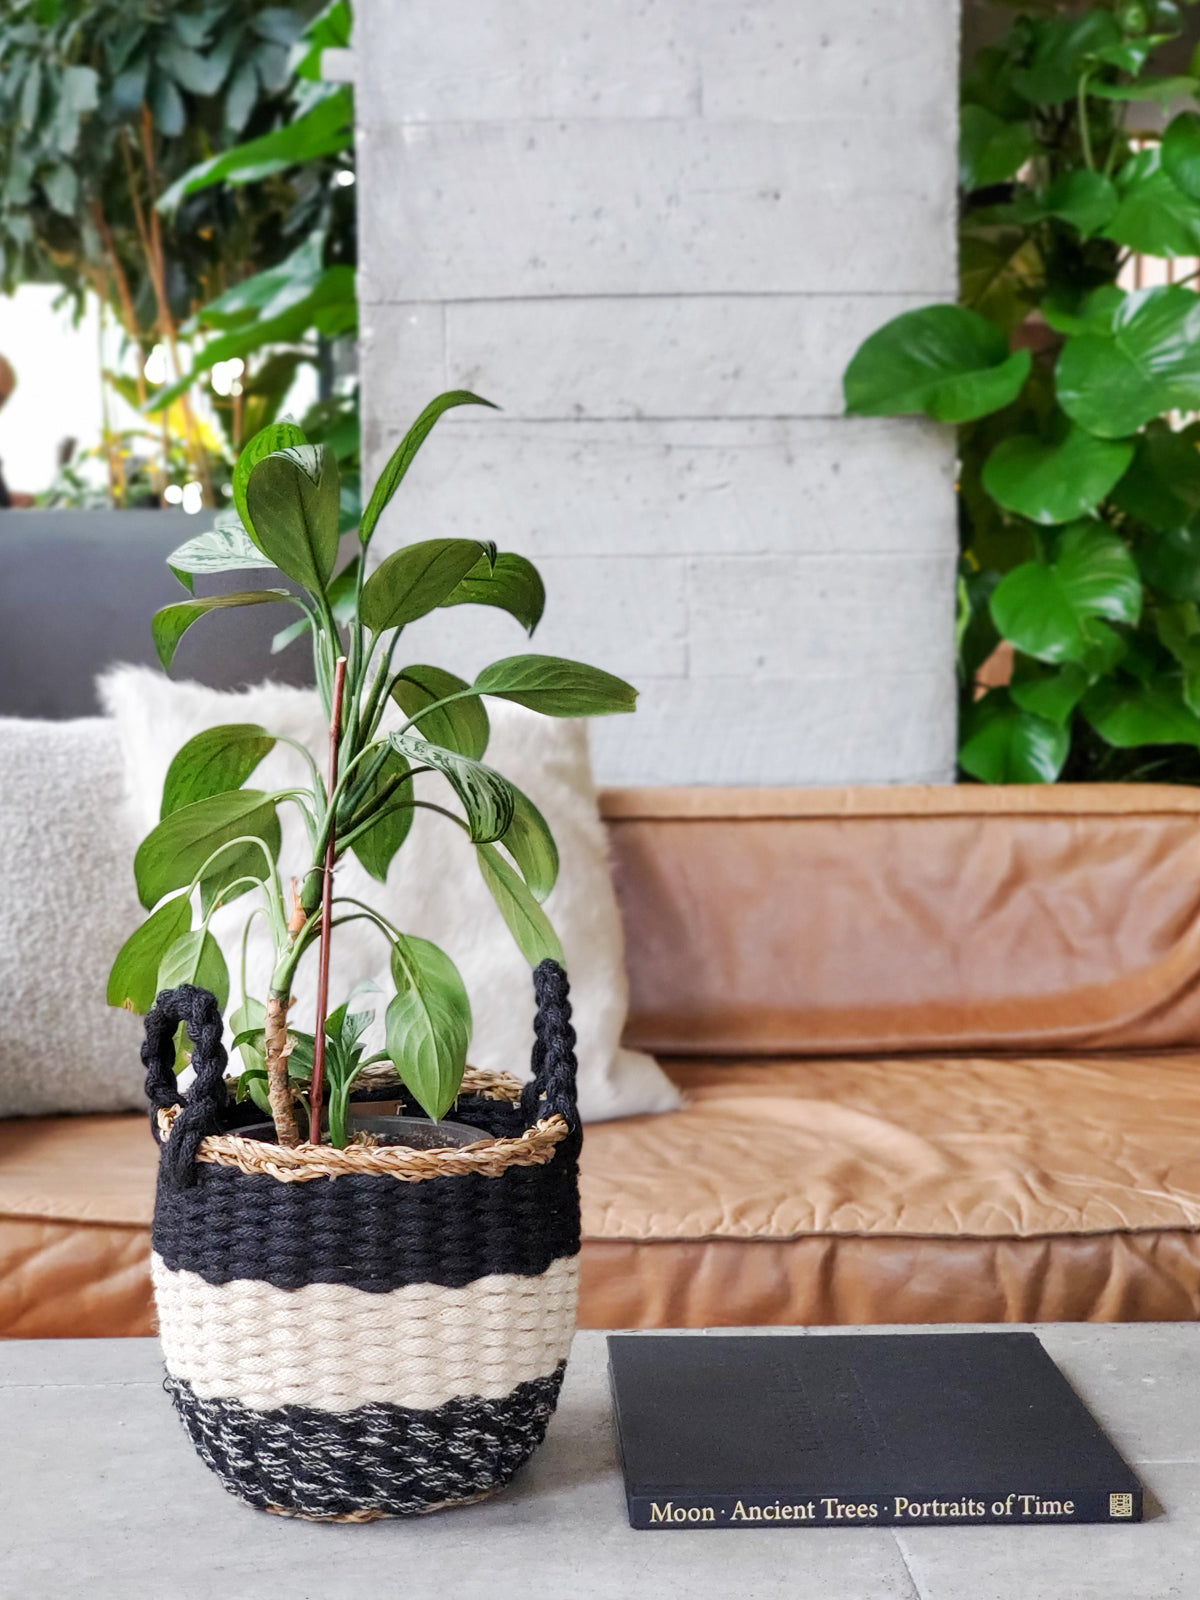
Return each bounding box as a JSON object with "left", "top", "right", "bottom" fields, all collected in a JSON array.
[
  {"left": 98, "top": 665, "right": 680, "bottom": 1122},
  {"left": 0, "top": 718, "right": 145, "bottom": 1115}
]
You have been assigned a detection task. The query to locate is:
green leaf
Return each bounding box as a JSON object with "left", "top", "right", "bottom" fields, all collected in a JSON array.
[
  {"left": 359, "top": 391, "right": 499, "bottom": 546},
  {"left": 1010, "top": 11, "right": 1121, "bottom": 103},
  {"left": 990, "top": 524, "right": 1142, "bottom": 664},
  {"left": 19, "top": 60, "right": 41, "bottom": 128},
  {"left": 150, "top": 265, "right": 356, "bottom": 412},
  {"left": 1111, "top": 420, "right": 1200, "bottom": 532},
  {"left": 59, "top": 62, "right": 98, "bottom": 112},
  {"left": 843, "top": 305, "right": 1031, "bottom": 423},
  {"left": 958, "top": 567, "right": 1002, "bottom": 687},
  {"left": 1090, "top": 36, "right": 1172, "bottom": 76},
  {"left": 1155, "top": 606, "right": 1200, "bottom": 713},
  {"left": 224, "top": 57, "right": 258, "bottom": 132},
  {"left": 959, "top": 226, "right": 1044, "bottom": 332},
  {"left": 360, "top": 539, "right": 494, "bottom": 632},
  {"left": 134, "top": 790, "right": 280, "bottom": 911},
  {"left": 41, "top": 161, "right": 77, "bottom": 215},
  {"left": 152, "top": 589, "right": 296, "bottom": 671},
  {"left": 160, "top": 724, "right": 276, "bottom": 819},
  {"left": 1082, "top": 678, "right": 1200, "bottom": 747},
  {"left": 167, "top": 514, "right": 277, "bottom": 592},
  {"left": 1041, "top": 169, "right": 1119, "bottom": 237},
  {"left": 270, "top": 615, "right": 311, "bottom": 654},
  {"left": 476, "top": 843, "right": 564, "bottom": 966},
  {"left": 386, "top": 935, "right": 472, "bottom": 1122},
  {"left": 252, "top": 7, "right": 303, "bottom": 45},
  {"left": 1042, "top": 284, "right": 1125, "bottom": 337},
  {"left": 959, "top": 694, "right": 1071, "bottom": 784},
  {"left": 982, "top": 424, "right": 1134, "bottom": 525},
  {"left": 271, "top": 554, "right": 357, "bottom": 652},
  {"left": 195, "top": 234, "right": 324, "bottom": 329},
  {"left": 230, "top": 996, "right": 268, "bottom": 1077},
  {"left": 158, "top": 86, "right": 354, "bottom": 209},
  {"left": 1010, "top": 660, "right": 1092, "bottom": 725},
  {"left": 152, "top": 270, "right": 356, "bottom": 411},
  {"left": 159, "top": 38, "right": 230, "bottom": 96},
  {"left": 156, "top": 930, "right": 229, "bottom": 1012},
  {"left": 293, "top": 0, "right": 352, "bottom": 81},
  {"left": 107, "top": 894, "right": 192, "bottom": 1013},
  {"left": 473, "top": 654, "right": 638, "bottom": 716},
  {"left": 233, "top": 425, "right": 315, "bottom": 531},
  {"left": 1139, "top": 524, "right": 1200, "bottom": 602},
  {"left": 245, "top": 444, "right": 340, "bottom": 593},
  {"left": 438, "top": 551, "right": 546, "bottom": 635},
  {"left": 959, "top": 107, "right": 1036, "bottom": 192},
  {"left": 1089, "top": 74, "right": 1199, "bottom": 104},
  {"left": 1163, "top": 111, "right": 1200, "bottom": 201},
  {"left": 347, "top": 747, "right": 414, "bottom": 882},
  {"left": 1105, "top": 147, "right": 1200, "bottom": 258},
  {"left": 392, "top": 665, "right": 490, "bottom": 759},
  {"left": 1056, "top": 285, "right": 1200, "bottom": 438},
  {"left": 389, "top": 734, "right": 515, "bottom": 843},
  {"left": 151, "top": 74, "right": 186, "bottom": 138},
  {"left": 500, "top": 785, "right": 559, "bottom": 903}
]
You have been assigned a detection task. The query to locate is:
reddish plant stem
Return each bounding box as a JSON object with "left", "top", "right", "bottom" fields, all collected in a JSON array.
[{"left": 309, "top": 656, "right": 348, "bottom": 1143}]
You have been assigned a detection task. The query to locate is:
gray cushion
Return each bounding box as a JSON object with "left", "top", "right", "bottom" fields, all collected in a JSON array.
[{"left": 0, "top": 718, "right": 144, "bottom": 1116}]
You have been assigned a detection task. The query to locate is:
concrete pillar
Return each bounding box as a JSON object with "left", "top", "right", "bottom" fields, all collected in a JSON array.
[{"left": 355, "top": 0, "right": 960, "bottom": 784}]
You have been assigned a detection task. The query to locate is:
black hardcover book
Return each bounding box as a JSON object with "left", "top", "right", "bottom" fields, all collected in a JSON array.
[{"left": 608, "top": 1332, "right": 1142, "bottom": 1529}]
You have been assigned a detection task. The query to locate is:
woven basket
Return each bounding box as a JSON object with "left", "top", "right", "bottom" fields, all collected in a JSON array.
[{"left": 143, "top": 962, "right": 581, "bottom": 1522}]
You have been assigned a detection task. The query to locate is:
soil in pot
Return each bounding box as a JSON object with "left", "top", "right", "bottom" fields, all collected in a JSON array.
[{"left": 237, "top": 1114, "right": 484, "bottom": 1149}]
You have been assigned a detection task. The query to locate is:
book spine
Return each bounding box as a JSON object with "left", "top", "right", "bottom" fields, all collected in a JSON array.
[{"left": 627, "top": 1490, "right": 1143, "bottom": 1529}]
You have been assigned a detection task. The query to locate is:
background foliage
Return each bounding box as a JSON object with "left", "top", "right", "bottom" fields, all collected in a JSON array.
[
  {"left": 845, "top": 0, "right": 1200, "bottom": 783},
  {"left": 0, "top": 0, "right": 355, "bottom": 508}
]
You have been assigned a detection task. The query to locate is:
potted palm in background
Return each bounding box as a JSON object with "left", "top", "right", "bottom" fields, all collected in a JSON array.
[{"left": 110, "top": 390, "right": 636, "bottom": 1520}]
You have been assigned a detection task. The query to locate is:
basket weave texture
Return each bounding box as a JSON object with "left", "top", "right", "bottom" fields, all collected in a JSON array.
[{"left": 145, "top": 963, "right": 582, "bottom": 1521}]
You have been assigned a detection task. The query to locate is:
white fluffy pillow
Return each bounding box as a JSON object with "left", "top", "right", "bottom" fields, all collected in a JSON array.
[
  {"left": 0, "top": 718, "right": 146, "bottom": 1116},
  {"left": 98, "top": 665, "right": 680, "bottom": 1122}
]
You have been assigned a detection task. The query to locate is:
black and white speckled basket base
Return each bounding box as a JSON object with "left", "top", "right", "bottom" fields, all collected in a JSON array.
[{"left": 167, "top": 1365, "right": 568, "bottom": 1521}]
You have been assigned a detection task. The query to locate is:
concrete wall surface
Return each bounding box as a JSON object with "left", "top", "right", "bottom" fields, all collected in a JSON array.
[{"left": 356, "top": 0, "right": 960, "bottom": 784}]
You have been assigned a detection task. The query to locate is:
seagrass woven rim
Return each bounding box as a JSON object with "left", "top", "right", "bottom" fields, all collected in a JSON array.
[
  {"left": 155, "top": 1101, "right": 570, "bottom": 1184},
  {"left": 218, "top": 1063, "right": 525, "bottom": 1104}
]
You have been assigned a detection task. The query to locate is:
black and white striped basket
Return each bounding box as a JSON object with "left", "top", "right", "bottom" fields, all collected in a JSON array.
[{"left": 142, "top": 962, "right": 581, "bottom": 1522}]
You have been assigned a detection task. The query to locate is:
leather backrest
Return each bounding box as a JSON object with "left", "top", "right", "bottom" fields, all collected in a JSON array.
[{"left": 602, "top": 785, "right": 1200, "bottom": 1056}]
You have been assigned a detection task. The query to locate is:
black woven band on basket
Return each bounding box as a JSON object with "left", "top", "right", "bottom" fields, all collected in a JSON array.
[{"left": 145, "top": 960, "right": 582, "bottom": 1288}]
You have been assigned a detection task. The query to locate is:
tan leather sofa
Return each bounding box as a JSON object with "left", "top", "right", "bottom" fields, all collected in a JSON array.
[{"left": 5, "top": 783, "right": 1200, "bottom": 1338}]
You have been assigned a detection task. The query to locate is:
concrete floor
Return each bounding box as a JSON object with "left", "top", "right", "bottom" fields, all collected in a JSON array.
[{"left": 1, "top": 1324, "right": 1197, "bottom": 1600}]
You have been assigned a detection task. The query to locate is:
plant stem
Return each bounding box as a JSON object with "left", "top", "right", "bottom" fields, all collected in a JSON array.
[
  {"left": 1077, "top": 73, "right": 1095, "bottom": 171},
  {"left": 136, "top": 106, "right": 215, "bottom": 508},
  {"left": 309, "top": 655, "right": 348, "bottom": 1143},
  {"left": 264, "top": 995, "right": 300, "bottom": 1146}
]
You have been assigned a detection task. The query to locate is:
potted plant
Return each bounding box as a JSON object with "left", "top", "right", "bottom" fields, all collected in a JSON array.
[{"left": 108, "top": 390, "right": 637, "bottom": 1521}]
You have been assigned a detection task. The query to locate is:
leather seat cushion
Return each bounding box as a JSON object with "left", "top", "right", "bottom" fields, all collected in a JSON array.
[
  {"left": 575, "top": 1053, "right": 1200, "bottom": 1326},
  {"left": 7, "top": 1049, "right": 1200, "bottom": 1332}
]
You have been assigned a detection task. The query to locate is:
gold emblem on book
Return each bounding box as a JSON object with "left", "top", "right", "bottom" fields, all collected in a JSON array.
[{"left": 1109, "top": 1493, "right": 1134, "bottom": 1518}]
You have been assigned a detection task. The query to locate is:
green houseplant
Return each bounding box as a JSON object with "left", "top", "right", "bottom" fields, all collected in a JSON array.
[
  {"left": 843, "top": 0, "right": 1200, "bottom": 784},
  {"left": 116, "top": 390, "right": 630, "bottom": 1521},
  {"left": 107, "top": 389, "right": 636, "bottom": 1146}
]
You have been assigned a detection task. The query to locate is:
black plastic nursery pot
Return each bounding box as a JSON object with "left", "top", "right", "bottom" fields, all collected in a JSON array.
[{"left": 142, "top": 964, "right": 582, "bottom": 1522}]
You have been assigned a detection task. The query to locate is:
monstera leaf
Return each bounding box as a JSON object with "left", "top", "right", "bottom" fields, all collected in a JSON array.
[
  {"left": 1057, "top": 287, "right": 1200, "bottom": 438},
  {"left": 990, "top": 524, "right": 1141, "bottom": 664},
  {"left": 844, "top": 305, "right": 1030, "bottom": 423}
]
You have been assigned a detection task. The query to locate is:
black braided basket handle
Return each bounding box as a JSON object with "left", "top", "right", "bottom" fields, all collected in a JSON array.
[
  {"left": 521, "top": 959, "right": 580, "bottom": 1132},
  {"left": 143, "top": 984, "right": 230, "bottom": 1189}
]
